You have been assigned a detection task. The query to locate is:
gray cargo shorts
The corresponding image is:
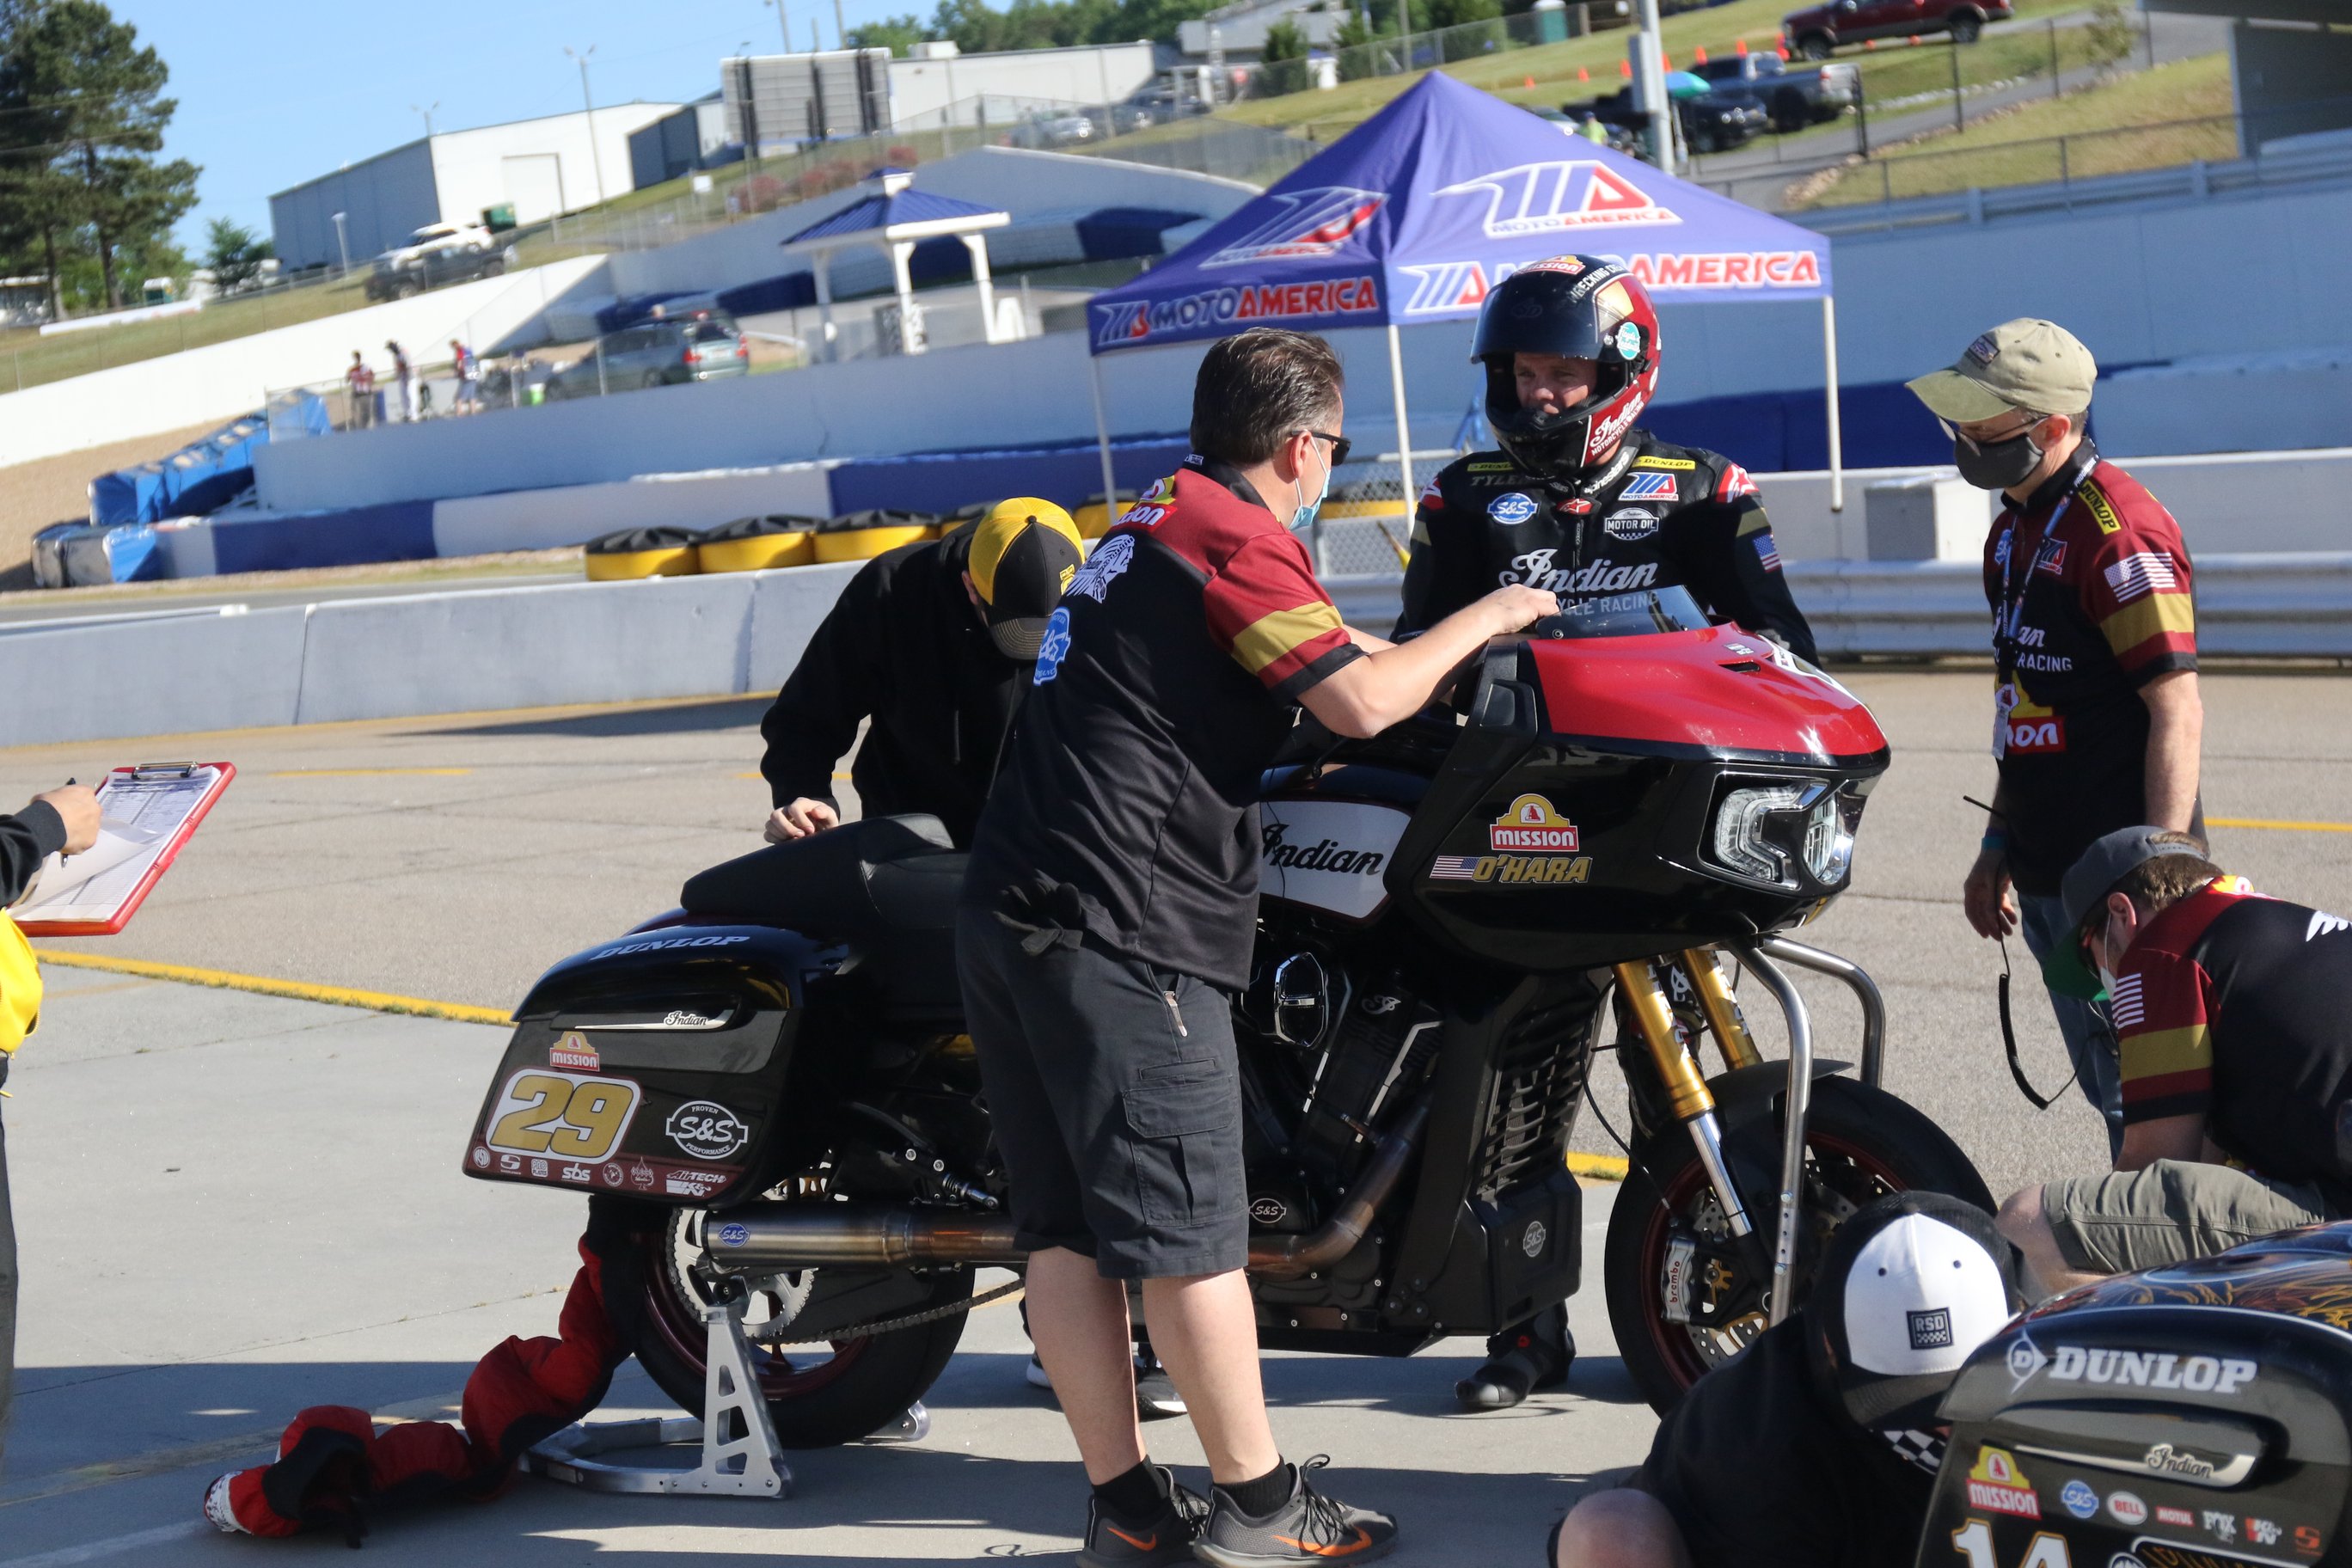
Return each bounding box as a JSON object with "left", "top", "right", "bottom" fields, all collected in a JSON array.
[
  {"left": 957, "top": 904, "right": 1247, "bottom": 1280},
  {"left": 2045, "top": 1158, "right": 2334, "bottom": 1276}
]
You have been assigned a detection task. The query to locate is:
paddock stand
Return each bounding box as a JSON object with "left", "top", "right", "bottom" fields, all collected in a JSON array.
[{"left": 521, "top": 1283, "right": 928, "bottom": 1498}]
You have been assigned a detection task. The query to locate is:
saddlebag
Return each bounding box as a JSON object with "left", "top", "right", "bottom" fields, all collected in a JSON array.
[
  {"left": 1918, "top": 1224, "right": 2352, "bottom": 1568},
  {"left": 460, "top": 924, "right": 811, "bottom": 1208}
]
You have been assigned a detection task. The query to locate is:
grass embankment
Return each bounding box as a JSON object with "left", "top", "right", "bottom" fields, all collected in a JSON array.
[
  {"left": 1802, "top": 51, "right": 2233, "bottom": 206},
  {"left": 0, "top": 271, "right": 379, "bottom": 395}
]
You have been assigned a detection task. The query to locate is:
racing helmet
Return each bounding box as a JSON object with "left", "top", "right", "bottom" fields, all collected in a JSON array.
[{"left": 1472, "top": 255, "right": 1663, "bottom": 475}]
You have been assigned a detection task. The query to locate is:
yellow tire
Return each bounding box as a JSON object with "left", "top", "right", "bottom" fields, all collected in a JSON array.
[
  {"left": 814, "top": 524, "right": 934, "bottom": 563},
  {"left": 696, "top": 532, "right": 814, "bottom": 573},
  {"left": 585, "top": 546, "right": 700, "bottom": 580}
]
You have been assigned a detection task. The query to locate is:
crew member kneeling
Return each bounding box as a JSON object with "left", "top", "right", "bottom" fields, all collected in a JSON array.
[
  {"left": 1998, "top": 828, "right": 2352, "bottom": 1296},
  {"left": 1553, "top": 1192, "right": 2020, "bottom": 1568}
]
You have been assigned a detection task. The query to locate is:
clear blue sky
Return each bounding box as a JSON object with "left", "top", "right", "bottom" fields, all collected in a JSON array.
[{"left": 119, "top": 0, "right": 896, "bottom": 248}]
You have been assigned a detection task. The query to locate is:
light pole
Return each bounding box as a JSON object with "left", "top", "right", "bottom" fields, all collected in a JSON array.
[
  {"left": 564, "top": 46, "right": 607, "bottom": 206},
  {"left": 331, "top": 210, "right": 350, "bottom": 275},
  {"left": 411, "top": 101, "right": 438, "bottom": 138},
  {"left": 833, "top": 0, "right": 847, "bottom": 49},
  {"left": 765, "top": 0, "right": 790, "bottom": 53}
]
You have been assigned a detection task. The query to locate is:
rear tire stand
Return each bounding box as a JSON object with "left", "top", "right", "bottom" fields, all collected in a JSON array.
[{"left": 521, "top": 1287, "right": 930, "bottom": 1498}]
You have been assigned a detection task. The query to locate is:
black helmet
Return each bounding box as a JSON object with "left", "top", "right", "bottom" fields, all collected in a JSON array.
[{"left": 1472, "top": 254, "right": 1663, "bottom": 475}]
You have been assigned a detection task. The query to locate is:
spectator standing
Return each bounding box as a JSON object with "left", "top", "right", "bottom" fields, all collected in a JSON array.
[
  {"left": 1577, "top": 111, "right": 1608, "bottom": 144},
  {"left": 1, "top": 782, "right": 101, "bottom": 1473},
  {"left": 386, "top": 340, "right": 413, "bottom": 422},
  {"left": 1998, "top": 829, "right": 2352, "bottom": 1295},
  {"left": 959, "top": 328, "right": 1553, "bottom": 1565},
  {"left": 343, "top": 352, "right": 375, "bottom": 429},
  {"left": 1907, "top": 320, "right": 2202, "bottom": 1154},
  {"left": 450, "top": 338, "right": 479, "bottom": 415}
]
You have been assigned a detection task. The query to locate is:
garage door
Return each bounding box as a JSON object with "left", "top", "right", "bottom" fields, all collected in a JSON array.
[{"left": 503, "top": 154, "right": 567, "bottom": 224}]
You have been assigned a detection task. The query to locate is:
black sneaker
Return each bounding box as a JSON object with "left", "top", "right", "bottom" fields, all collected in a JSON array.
[
  {"left": 1195, "top": 1457, "right": 1397, "bottom": 1567},
  {"left": 1455, "top": 1307, "right": 1575, "bottom": 1412},
  {"left": 1135, "top": 1353, "right": 1186, "bottom": 1422},
  {"left": 1077, "top": 1471, "right": 1209, "bottom": 1568}
]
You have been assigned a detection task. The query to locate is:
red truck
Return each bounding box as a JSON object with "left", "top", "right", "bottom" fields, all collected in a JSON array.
[{"left": 1780, "top": 0, "right": 2013, "bottom": 58}]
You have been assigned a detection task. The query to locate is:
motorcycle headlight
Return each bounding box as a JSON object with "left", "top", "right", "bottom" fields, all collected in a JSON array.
[{"left": 1706, "top": 780, "right": 1865, "bottom": 892}]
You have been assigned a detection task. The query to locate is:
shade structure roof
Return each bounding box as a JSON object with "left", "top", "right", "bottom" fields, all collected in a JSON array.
[
  {"left": 1087, "top": 70, "right": 1831, "bottom": 355},
  {"left": 781, "top": 174, "right": 1012, "bottom": 254}
]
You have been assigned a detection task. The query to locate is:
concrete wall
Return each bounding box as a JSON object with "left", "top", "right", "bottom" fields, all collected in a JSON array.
[
  {"left": 430, "top": 462, "right": 839, "bottom": 557},
  {"left": 0, "top": 255, "right": 607, "bottom": 471},
  {"left": 270, "top": 142, "right": 440, "bottom": 273},
  {"left": 887, "top": 43, "right": 1161, "bottom": 124}
]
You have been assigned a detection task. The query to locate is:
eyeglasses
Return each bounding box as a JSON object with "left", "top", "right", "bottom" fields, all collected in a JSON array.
[
  {"left": 1308, "top": 431, "right": 1353, "bottom": 469},
  {"left": 1937, "top": 412, "right": 2049, "bottom": 455}
]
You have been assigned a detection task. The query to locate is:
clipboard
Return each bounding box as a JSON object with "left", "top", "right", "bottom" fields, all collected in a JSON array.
[{"left": 9, "top": 762, "right": 236, "bottom": 936}]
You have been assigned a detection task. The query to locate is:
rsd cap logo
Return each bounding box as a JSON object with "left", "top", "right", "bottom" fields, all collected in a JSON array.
[
  {"left": 1434, "top": 161, "right": 1680, "bottom": 237},
  {"left": 1203, "top": 187, "right": 1387, "bottom": 266},
  {"left": 1487, "top": 492, "right": 1540, "bottom": 525},
  {"left": 1490, "top": 794, "right": 1579, "bottom": 853}
]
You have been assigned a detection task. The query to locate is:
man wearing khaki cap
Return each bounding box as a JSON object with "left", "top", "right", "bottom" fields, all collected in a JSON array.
[{"left": 1908, "top": 320, "right": 2203, "bottom": 1154}]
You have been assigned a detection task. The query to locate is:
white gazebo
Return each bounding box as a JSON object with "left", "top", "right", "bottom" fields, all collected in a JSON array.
[{"left": 778, "top": 168, "right": 1012, "bottom": 360}]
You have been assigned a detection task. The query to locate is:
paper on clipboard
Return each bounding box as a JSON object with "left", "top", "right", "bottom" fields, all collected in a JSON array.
[{"left": 9, "top": 763, "right": 234, "bottom": 935}]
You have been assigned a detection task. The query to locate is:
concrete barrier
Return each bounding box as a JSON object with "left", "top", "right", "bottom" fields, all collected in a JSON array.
[
  {"left": 432, "top": 462, "right": 841, "bottom": 558},
  {"left": 0, "top": 605, "right": 312, "bottom": 747}
]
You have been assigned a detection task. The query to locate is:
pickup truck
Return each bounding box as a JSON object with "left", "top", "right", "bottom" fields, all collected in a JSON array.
[
  {"left": 1781, "top": 0, "right": 2013, "bottom": 58},
  {"left": 1692, "top": 52, "right": 1860, "bottom": 132}
]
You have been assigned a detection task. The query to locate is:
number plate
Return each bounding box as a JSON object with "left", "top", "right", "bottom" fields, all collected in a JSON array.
[{"left": 485, "top": 1069, "right": 642, "bottom": 1162}]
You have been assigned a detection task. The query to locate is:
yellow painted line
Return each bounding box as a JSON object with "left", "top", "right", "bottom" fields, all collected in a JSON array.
[
  {"left": 269, "top": 767, "right": 473, "bottom": 778},
  {"left": 733, "top": 771, "right": 853, "bottom": 781},
  {"left": 32, "top": 951, "right": 509, "bottom": 1026},
  {"left": 2210, "top": 817, "right": 2352, "bottom": 835},
  {"left": 1568, "top": 1152, "right": 1627, "bottom": 1182}
]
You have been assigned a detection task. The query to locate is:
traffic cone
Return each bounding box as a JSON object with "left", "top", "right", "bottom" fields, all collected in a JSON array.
[
  {"left": 1908, "top": 34, "right": 1920, "bottom": 44},
  {"left": 1524, "top": 75, "right": 1535, "bottom": 87},
  {"left": 1776, "top": 43, "right": 1790, "bottom": 59},
  {"left": 1577, "top": 64, "right": 1589, "bottom": 81},
  {"left": 1864, "top": 37, "right": 1877, "bottom": 49},
  {"left": 1694, "top": 45, "right": 1707, "bottom": 63},
  {"left": 1663, "top": 51, "right": 1673, "bottom": 67},
  {"left": 1736, "top": 37, "right": 1749, "bottom": 54},
  {"left": 1620, "top": 58, "right": 1632, "bottom": 77}
]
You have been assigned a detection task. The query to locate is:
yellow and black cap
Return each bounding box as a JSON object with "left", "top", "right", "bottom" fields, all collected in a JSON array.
[{"left": 968, "top": 497, "right": 1085, "bottom": 659}]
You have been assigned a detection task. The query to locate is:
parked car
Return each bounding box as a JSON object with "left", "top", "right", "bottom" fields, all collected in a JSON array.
[
  {"left": 1692, "top": 52, "right": 1860, "bottom": 131},
  {"left": 365, "top": 242, "right": 512, "bottom": 302},
  {"left": 544, "top": 311, "right": 750, "bottom": 399},
  {"left": 1008, "top": 109, "right": 1096, "bottom": 149},
  {"left": 1780, "top": 0, "right": 2012, "bottom": 57},
  {"left": 1571, "top": 87, "right": 1761, "bottom": 156}
]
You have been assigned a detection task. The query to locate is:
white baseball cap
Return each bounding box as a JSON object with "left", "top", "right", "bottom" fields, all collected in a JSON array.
[{"left": 1817, "top": 1193, "right": 2019, "bottom": 1431}]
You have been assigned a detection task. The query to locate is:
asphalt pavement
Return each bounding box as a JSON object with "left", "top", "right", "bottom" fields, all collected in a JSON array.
[{"left": 3, "top": 668, "right": 2349, "bottom": 1560}]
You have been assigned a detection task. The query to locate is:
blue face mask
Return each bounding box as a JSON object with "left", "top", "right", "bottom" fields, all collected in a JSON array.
[{"left": 1289, "top": 439, "right": 1332, "bottom": 534}]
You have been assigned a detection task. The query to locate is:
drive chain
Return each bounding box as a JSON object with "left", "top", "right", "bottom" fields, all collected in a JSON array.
[{"left": 748, "top": 1277, "right": 1025, "bottom": 1345}]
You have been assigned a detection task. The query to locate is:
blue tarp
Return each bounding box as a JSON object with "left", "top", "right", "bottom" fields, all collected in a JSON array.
[
  {"left": 89, "top": 399, "right": 328, "bottom": 529},
  {"left": 1087, "top": 71, "right": 1829, "bottom": 355}
]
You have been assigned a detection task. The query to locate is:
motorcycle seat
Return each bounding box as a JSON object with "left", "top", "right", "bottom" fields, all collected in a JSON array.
[{"left": 679, "top": 815, "right": 965, "bottom": 945}]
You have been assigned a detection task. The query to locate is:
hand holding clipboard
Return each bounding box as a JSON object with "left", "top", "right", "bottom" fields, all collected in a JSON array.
[{"left": 9, "top": 763, "right": 235, "bottom": 936}]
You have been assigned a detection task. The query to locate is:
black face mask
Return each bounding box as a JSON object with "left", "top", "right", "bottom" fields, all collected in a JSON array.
[{"left": 1952, "top": 423, "right": 2046, "bottom": 491}]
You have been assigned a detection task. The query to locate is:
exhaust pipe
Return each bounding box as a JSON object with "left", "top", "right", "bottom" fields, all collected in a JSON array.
[{"left": 702, "top": 1104, "right": 1429, "bottom": 1279}]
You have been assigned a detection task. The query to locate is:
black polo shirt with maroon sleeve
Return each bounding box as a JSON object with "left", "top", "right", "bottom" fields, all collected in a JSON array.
[
  {"left": 963, "top": 456, "right": 1364, "bottom": 991},
  {"left": 1983, "top": 440, "right": 2199, "bottom": 895}
]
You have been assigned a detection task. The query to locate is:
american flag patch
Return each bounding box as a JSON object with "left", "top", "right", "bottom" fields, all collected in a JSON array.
[
  {"left": 2103, "top": 551, "right": 2177, "bottom": 603},
  {"left": 1429, "top": 855, "right": 1481, "bottom": 880},
  {"left": 1418, "top": 478, "right": 1444, "bottom": 508},
  {"left": 1620, "top": 472, "right": 1677, "bottom": 501},
  {"left": 2109, "top": 972, "right": 2145, "bottom": 1029},
  {"left": 1754, "top": 532, "right": 1783, "bottom": 573}
]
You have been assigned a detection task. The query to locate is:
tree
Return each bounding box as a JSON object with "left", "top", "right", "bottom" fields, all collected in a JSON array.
[
  {"left": 203, "top": 216, "right": 268, "bottom": 295},
  {"left": 846, "top": 13, "right": 928, "bottom": 54},
  {"left": 1257, "top": 16, "right": 1311, "bottom": 95},
  {"left": 0, "top": 1, "right": 198, "bottom": 311}
]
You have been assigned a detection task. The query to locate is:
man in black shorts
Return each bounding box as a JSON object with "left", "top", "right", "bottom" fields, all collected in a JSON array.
[
  {"left": 1551, "top": 1191, "right": 2021, "bottom": 1568},
  {"left": 1997, "top": 827, "right": 2352, "bottom": 1295},
  {"left": 960, "top": 327, "right": 1554, "bottom": 1567}
]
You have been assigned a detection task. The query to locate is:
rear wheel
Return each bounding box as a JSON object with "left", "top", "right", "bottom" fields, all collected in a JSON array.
[
  {"left": 1602, "top": 1075, "right": 1991, "bottom": 1414},
  {"left": 1948, "top": 11, "right": 1983, "bottom": 43},
  {"left": 1771, "top": 88, "right": 1810, "bottom": 133},
  {"left": 635, "top": 1209, "right": 974, "bottom": 1448},
  {"left": 1797, "top": 30, "right": 1834, "bottom": 58}
]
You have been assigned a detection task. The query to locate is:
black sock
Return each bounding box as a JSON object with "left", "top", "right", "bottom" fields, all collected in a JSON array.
[
  {"left": 1223, "top": 1461, "right": 1295, "bottom": 1518},
  {"left": 1094, "top": 1461, "right": 1171, "bottom": 1523}
]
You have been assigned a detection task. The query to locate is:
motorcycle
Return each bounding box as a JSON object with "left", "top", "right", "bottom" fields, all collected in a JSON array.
[{"left": 461, "top": 586, "right": 1991, "bottom": 1442}]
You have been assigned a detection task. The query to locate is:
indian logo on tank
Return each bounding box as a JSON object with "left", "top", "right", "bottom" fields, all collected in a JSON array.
[
  {"left": 1433, "top": 162, "right": 1681, "bottom": 236},
  {"left": 1202, "top": 186, "right": 1387, "bottom": 266},
  {"left": 1490, "top": 795, "right": 1579, "bottom": 854},
  {"left": 1258, "top": 799, "right": 1412, "bottom": 922}
]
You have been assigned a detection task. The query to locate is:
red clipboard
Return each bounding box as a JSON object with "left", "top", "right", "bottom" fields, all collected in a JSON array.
[{"left": 11, "top": 761, "right": 236, "bottom": 937}]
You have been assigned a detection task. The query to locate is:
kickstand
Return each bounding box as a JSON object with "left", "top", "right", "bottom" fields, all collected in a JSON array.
[{"left": 524, "top": 1286, "right": 794, "bottom": 1498}]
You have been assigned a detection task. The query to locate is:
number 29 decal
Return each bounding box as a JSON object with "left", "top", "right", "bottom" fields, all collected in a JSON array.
[{"left": 487, "top": 1069, "right": 641, "bottom": 1162}]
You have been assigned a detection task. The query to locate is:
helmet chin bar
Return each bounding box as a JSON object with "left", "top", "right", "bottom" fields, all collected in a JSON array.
[{"left": 1482, "top": 355, "right": 1634, "bottom": 477}]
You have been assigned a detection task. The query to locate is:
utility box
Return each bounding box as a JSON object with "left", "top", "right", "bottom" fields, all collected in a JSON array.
[{"left": 1864, "top": 472, "right": 1994, "bottom": 562}]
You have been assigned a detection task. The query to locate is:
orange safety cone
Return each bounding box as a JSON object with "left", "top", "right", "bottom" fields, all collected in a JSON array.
[
  {"left": 1663, "top": 51, "right": 1673, "bottom": 67},
  {"left": 1523, "top": 75, "right": 1536, "bottom": 87},
  {"left": 1864, "top": 37, "right": 1877, "bottom": 48},
  {"left": 1776, "top": 43, "right": 1790, "bottom": 59},
  {"left": 1735, "top": 37, "right": 1749, "bottom": 54},
  {"left": 1908, "top": 34, "right": 1920, "bottom": 44},
  {"left": 1619, "top": 57, "right": 1632, "bottom": 77},
  {"left": 1577, "top": 64, "right": 1589, "bottom": 81},
  {"left": 1694, "top": 45, "right": 1707, "bottom": 64}
]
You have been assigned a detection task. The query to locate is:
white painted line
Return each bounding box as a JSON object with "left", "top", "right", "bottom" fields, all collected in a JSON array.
[{"left": 0, "top": 1520, "right": 208, "bottom": 1567}]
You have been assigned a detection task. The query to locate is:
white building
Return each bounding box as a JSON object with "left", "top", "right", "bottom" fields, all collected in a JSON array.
[
  {"left": 1178, "top": 0, "right": 1350, "bottom": 58},
  {"left": 886, "top": 40, "right": 1162, "bottom": 128},
  {"left": 269, "top": 104, "right": 683, "bottom": 272}
]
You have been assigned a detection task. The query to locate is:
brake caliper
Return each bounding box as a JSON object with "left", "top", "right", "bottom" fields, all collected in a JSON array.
[{"left": 1661, "top": 1234, "right": 1697, "bottom": 1325}]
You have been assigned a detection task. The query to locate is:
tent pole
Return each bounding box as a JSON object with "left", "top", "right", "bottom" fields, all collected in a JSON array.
[
  {"left": 1822, "top": 294, "right": 1844, "bottom": 514},
  {"left": 1088, "top": 352, "right": 1118, "bottom": 518},
  {"left": 1387, "top": 322, "right": 1414, "bottom": 551}
]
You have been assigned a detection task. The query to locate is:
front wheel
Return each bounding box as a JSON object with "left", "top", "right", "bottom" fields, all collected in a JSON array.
[
  {"left": 1797, "top": 31, "right": 1834, "bottom": 58},
  {"left": 1602, "top": 1075, "right": 1991, "bottom": 1414},
  {"left": 635, "top": 1209, "right": 975, "bottom": 1448},
  {"left": 1948, "top": 12, "right": 1983, "bottom": 43}
]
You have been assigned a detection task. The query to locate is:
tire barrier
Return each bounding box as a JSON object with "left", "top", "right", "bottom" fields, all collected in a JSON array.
[
  {"left": 1072, "top": 491, "right": 1136, "bottom": 539},
  {"left": 812, "top": 509, "right": 943, "bottom": 564},
  {"left": 695, "top": 515, "right": 823, "bottom": 575},
  {"left": 584, "top": 526, "right": 706, "bottom": 581}
]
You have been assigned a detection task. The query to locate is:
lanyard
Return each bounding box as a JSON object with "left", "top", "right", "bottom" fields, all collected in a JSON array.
[{"left": 1993, "top": 455, "right": 2094, "bottom": 682}]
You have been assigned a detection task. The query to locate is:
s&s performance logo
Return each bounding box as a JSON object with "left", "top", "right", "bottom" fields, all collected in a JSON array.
[
  {"left": 1202, "top": 187, "right": 1387, "bottom": 266},
  {"left": 1093, "top": 276, "right": 1381, "bottom": 348},
  {"left": 1434, "top": 161, "right": 1679, "bottom": 237}
]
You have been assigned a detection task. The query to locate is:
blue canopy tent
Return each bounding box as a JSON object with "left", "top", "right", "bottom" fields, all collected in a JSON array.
[{"left": 1081, "top": 72, "right": 1847, "bottom": 517}]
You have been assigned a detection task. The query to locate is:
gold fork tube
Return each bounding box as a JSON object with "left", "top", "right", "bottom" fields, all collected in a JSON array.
[
  {"left": 1678, "top": 947, "right": 1764, "bottom": 1073},
  {"left": 1613, "top": 960, "right": 1715, "bottom": 1120}
]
